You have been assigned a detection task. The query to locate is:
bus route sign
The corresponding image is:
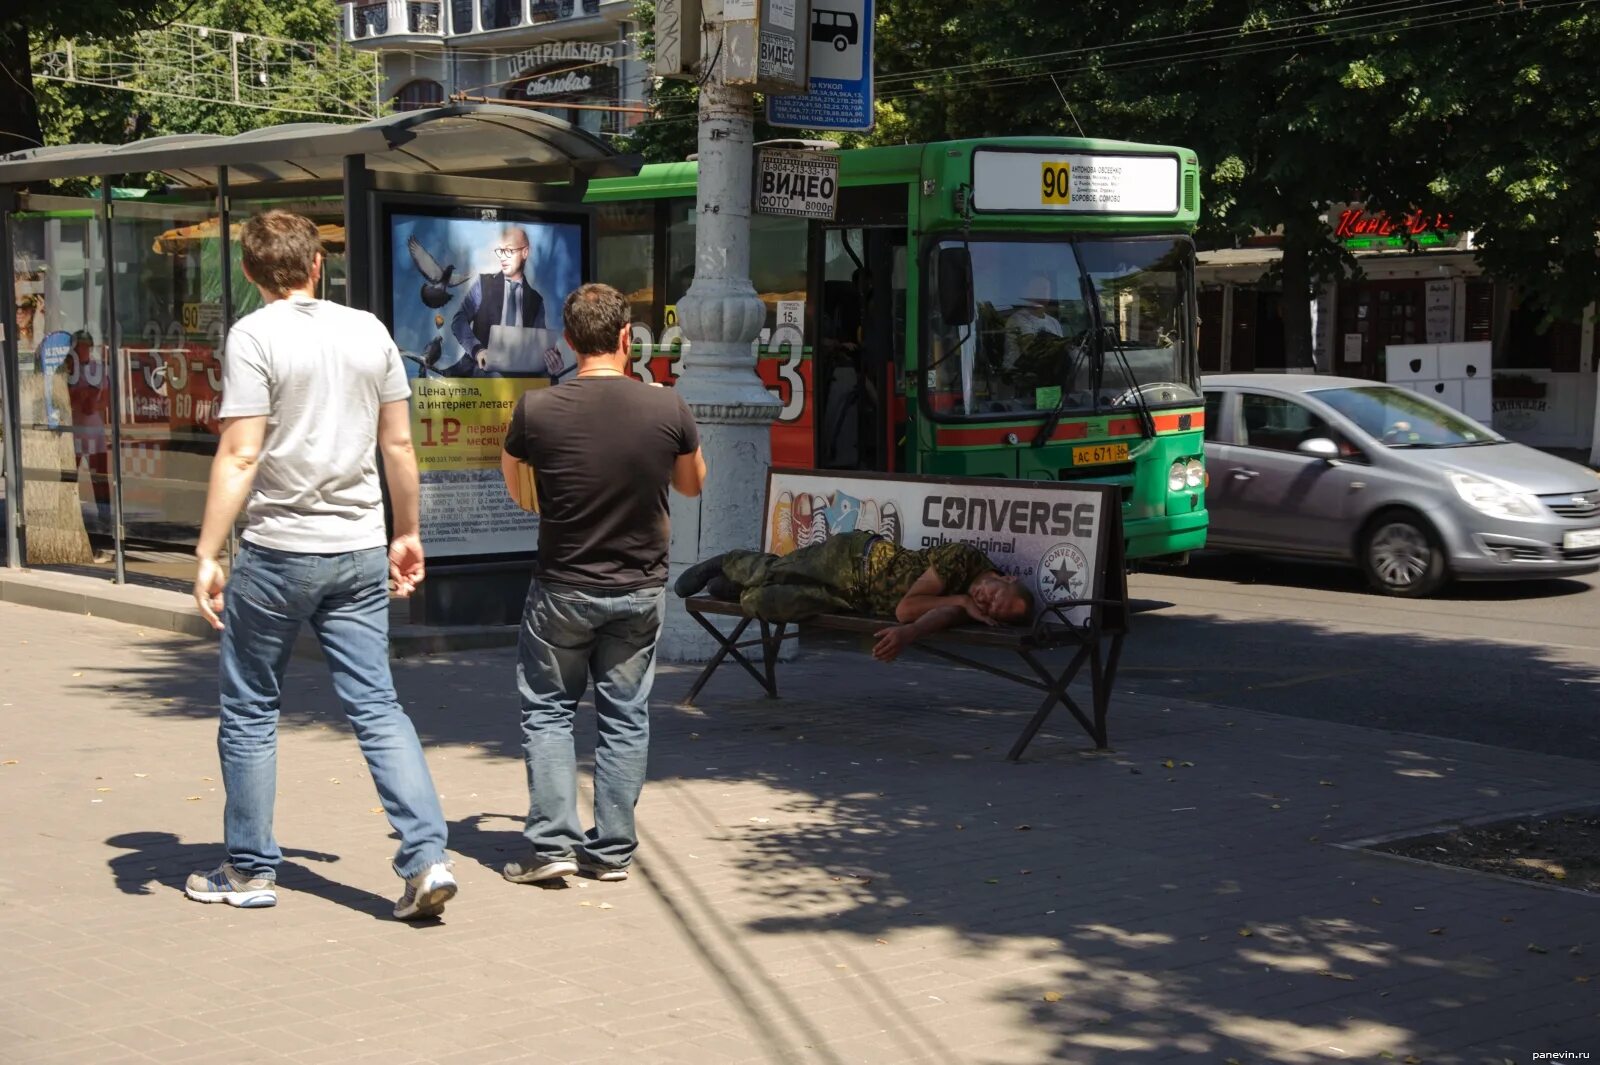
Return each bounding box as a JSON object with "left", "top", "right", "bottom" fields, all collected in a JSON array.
[
  {"left": 972, "top": 149, "right": 1181, "bottom": 215},
  {"left": 755, "top": 148, "right": 840, "bottom": 219},
  {"left": 767, "top": 0, "right": 874, "bottom": 132}
]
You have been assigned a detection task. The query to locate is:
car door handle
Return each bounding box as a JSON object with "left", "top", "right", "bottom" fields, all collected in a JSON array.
[{"left": 1231, "top": 468, "right": 1259, "bottom": 481}]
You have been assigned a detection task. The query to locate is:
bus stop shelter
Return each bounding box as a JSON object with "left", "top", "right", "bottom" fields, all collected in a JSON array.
[{"left": 0, "top": 104, "right": 637, "bottom": 610}]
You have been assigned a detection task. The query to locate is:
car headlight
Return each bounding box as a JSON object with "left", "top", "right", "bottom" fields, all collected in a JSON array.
[
  {"left": 1167, "top": 460, "right": 1186, "bottom": 492},
  {"left": 1185, "top": 458, "right": 1204, "bottom": 488},
  {"left": 1447, "top": 471, "right": 1541, "bottom": 519}
]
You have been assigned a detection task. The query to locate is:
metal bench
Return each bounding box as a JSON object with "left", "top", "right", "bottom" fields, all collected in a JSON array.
[
  {"left": 679, "top": 595, "right": 1127, "bottom": 760},
  {"left": 675, "top": 465, "right": 1131, "bottom": 760}
]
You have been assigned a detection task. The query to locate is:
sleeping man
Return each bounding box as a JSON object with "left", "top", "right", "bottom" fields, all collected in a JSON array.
[{"left": 674, "top": 530, "right": 1034, "bottom": 663}]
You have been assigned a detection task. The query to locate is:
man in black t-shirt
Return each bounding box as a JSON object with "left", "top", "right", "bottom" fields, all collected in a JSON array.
[{"left": 499, "top": 283, "right": 706, "bottom": 886}]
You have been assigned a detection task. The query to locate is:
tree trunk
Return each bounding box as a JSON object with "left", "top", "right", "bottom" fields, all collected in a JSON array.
[
  {"left": 0, "top": 26, "right": 42, "bottom": 156},
  {"left": 1280, "top": 241, "right": 1316, "bottom": 370}
]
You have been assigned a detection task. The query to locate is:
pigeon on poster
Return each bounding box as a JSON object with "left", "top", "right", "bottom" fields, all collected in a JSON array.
[{"left": 406, "top": 236, "right": 469, "bottom": 308}]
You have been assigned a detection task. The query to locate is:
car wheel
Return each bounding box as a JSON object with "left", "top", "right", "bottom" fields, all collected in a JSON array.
[{"left": 1361, "top": 510, "right": 1448, "bottom": 597}]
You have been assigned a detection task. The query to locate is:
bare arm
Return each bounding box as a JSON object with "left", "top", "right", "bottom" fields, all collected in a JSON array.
[
  {"left": 873, "top": 604, "right": 970, "bottom": 663},
  {"left": 378, "top": 399, "right": 425, "bottom": 596},
  {"left": 672, "top": 447, "right": 707, "bottom": 497},
  {"left": 192, "top": 416, "right": 267, "bottom": 629}
]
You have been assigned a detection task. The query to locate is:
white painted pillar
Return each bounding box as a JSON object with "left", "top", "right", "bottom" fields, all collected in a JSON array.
[{"left": 658, "top": 75, "right": 783, "bottom": 662}]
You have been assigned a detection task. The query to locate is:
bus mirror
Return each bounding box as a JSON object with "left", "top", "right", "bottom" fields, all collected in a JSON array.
[{"left": 937, "top": 248, "right": 973, "bottom": 328}]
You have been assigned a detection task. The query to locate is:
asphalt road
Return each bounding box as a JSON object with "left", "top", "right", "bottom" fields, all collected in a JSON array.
[{"left": 1122, "top": 552, "right": 1600, "bottom": 761}]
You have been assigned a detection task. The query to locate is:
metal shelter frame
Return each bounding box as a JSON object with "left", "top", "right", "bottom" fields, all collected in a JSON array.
[{"left": 0, "top": 103, "right": 639, "bottom": 578}]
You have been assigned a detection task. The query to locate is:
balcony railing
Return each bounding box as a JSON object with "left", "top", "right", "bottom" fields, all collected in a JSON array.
[
  {"left": 345, "top": 0, "right": 612, "bottom": 42},
  {"left": 347, "top": 1, "right": 443, "bottom": 41}
]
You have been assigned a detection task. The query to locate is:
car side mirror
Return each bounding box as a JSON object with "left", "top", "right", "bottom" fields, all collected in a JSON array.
[
  {"left": 937, "top": 247, "right": 974, "bottom": 328},
  {"left": 1298, "top": 437, "right": 1340, "bottom": 460}
]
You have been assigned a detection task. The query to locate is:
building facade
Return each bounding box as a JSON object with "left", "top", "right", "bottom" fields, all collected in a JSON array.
[
  {"left": 341, "top": 0, "right": 644, "bottom": 137},
  {"left": 1196, "top": 206, "right": 1598, "bottom": 457}
]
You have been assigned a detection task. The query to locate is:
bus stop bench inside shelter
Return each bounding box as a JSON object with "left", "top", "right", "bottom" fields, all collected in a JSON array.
[{"left": 678, "top": 590, "right": 1128, "bottom": 762}]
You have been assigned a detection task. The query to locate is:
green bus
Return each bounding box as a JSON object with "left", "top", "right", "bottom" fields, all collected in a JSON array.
[{"left": 587, "top": 136, "right": 1208, "bottom": 561}]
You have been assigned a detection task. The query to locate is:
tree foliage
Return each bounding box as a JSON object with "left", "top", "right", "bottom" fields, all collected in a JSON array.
[
  {"left": 8, "top": 0, "right": 376, "bottom": 186},
  {"left": 854, "top": 1, "right": 1600, "bottom": 343},
  {"left": 1412, "top": 5, "right": 1600, "bottom": 324},
  {"left": 2, "top": 2, "right": 186, "bottom": 155}
]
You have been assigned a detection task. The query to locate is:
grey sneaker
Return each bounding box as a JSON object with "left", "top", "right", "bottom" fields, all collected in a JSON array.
[
  {"left": 576, "top": 860, "right": 629, "bottom": 882},
  {"left": 394, "top": 861, "right": 457, "bottom": 920},
  {"left": 502, "top": 856, "right": 578, "bottom": 884},
  {"left": 185, "top": 862, "right": 277, "bottom": 909}
]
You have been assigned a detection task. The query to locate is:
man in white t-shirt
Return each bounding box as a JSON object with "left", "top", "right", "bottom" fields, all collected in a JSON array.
[{"left": 185, "top": 210, "right": 455, "bottom": 920}]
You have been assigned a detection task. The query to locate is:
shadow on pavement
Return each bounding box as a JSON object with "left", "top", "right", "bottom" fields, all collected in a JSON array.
[
  {"left": 87, "top": 609, "right": 1600, "bottom": 1062},
  {"left": 104, "top": 830, "right": 402, "bottom": 920}
]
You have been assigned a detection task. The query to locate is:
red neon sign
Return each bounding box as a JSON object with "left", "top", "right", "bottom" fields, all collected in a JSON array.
[{"left": 1334, "top": 208, "right": 1455, "bottom": 240}]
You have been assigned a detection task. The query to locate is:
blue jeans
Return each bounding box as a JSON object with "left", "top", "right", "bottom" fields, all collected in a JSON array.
[
  {"left": 517, "top": 579, "right": 666, "bottom": 869},
  {"left": 218, "top": 541, "right": 448, "bottom": 880}
]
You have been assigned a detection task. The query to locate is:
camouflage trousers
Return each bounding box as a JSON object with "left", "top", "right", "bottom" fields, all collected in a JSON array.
[{"left": 718, "top": 531, "right": 877, "bottom": 622}]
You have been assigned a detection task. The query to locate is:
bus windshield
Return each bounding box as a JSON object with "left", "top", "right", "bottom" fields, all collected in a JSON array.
[{"left": 927, "top": 236, "right": 1198, "bottom": 418}]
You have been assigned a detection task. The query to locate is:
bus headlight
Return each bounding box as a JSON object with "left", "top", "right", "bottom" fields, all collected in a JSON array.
[{"left": 1169, "top": 458, "right": 1205, "bottom": 491}]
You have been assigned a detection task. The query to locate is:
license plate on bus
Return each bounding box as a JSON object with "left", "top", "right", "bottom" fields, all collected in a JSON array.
[
  {"left": 1563, "top": 529, "right": 1600, "bottom": 550},
  {"left": 1072, "top": 444, "right": 1129, "bottom": 466}
]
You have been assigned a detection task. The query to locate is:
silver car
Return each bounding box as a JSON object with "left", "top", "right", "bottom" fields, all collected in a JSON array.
[{"left": 1201, "top": 373, "right": 1600, "bottom": 596}]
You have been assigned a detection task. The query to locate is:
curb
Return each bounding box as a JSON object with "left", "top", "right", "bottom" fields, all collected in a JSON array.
[{"left": 0, "top": 568, "right": 520, "bottom": 659}]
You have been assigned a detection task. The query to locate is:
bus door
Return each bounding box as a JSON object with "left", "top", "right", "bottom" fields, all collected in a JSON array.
[{"left": 813, "top": 223, "right": 906, "bottom": 471}]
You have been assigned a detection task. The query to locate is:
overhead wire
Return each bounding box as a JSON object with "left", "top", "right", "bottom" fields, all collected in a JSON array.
[
  {"left": 873, "top": 0, "right": 1476, "bottom": 88},
  {"left": 630, "top": 0, "right": 1581, "bottom": 132},
  {"left": 873, "top": 0, "right": 1573, "bottom": 104}
]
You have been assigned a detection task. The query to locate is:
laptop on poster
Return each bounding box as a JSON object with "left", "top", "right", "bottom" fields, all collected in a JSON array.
[{"left": 486, "top": 325, "right": 575, "bottom": 380}]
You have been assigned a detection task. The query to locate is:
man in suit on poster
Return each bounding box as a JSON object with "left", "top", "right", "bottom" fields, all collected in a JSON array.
[{"left": 448, "top": 225, "right": 552, "bottom": 376}]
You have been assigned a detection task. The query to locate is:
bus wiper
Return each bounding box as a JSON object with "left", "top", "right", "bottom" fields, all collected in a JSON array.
[
  {"left": 1029, "top": 332, "right": 1091, "bottom": 448},
  {"left": 1076, "top": 256, "right": 1154, "bottom": 440},
  {"left": 1105, "top": 326, "right": 1156, "bottom": 440},
  {"left": 1031, "top": 270, "right": 1098, "bottom": 448}
]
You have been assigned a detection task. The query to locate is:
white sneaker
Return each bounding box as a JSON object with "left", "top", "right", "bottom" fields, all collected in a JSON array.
[
  {"left": 395, "top": 861, "right": 457, "bottom": 920},
  {"left": 502, "top": 856, "right": 578, "bottom": 884},
  {"left": 576, "top": 860, "right": 629, "bottom": 882}
]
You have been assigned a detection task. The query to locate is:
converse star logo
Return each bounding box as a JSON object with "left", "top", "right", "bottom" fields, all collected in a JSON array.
[{"left": 1037, "top": 542, "right": 1090, "bottom": 604}]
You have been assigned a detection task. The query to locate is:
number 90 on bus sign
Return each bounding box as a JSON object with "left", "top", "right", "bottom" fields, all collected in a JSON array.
[{"left": 1040, "top": 161, "right": 1074, "bottom": 206}]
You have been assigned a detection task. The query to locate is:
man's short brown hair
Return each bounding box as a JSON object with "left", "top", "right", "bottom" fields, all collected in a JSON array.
[
  {"left": 562, "top": 283, "right": 630, "bottom": 357},
  {"left": 239, "top": 210, "right": 322, "bottom": 296}
]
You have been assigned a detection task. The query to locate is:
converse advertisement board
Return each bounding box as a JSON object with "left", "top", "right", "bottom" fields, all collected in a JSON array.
[{"left": 762, "top": 469, "right": 1119, "bottom": 625}]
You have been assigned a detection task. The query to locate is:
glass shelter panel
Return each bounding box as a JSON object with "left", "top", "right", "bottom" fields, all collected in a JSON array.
[
  {"left": 108, "top": 184, "right": 223, "bottom": 583},
  {"left": 9, "top": 192, "right": 114, "bottom": 568}
]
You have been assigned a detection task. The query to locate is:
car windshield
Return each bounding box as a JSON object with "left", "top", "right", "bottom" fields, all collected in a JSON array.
[
  {"left": 1314, "top": 385, "right": 1502, "bottom": 448},
  {"left": 927, "top": 236, "right": 1197, "bottom": 418}
]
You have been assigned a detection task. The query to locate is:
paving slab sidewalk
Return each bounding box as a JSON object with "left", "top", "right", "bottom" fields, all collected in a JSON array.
[{"left": 1, "top": 599, "right": 1596, "bottom": 1065}]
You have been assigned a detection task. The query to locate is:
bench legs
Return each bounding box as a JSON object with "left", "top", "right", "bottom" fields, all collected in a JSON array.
[
  {"left": 680, "top": 610, "right": 789, "bottom": 707},
  {"left": 677, "top": 606, "right": 1125, "bottom": 761},
  {"left": 1006, "top": 632, "right": 1124, "bottom": 760}
]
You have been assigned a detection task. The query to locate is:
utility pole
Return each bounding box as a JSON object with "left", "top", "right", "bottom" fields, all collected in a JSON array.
[{"left": 654, "top": 0, "right": 808, "bottom": 660}]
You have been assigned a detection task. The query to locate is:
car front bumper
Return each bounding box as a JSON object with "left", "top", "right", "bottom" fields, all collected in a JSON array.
[{"left": 1434, "top": 507, "right": 1600, "bottom": 580}]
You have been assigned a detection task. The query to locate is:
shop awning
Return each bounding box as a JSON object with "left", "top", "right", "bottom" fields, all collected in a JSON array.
[
  {"left": 0, "top": 103, "right": 638, "bottom": 188},
  {"left": 151, "top": 218, "right": 346, "bottom": 254}
]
